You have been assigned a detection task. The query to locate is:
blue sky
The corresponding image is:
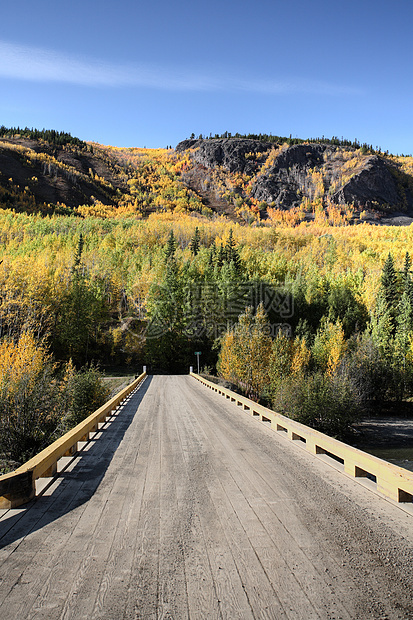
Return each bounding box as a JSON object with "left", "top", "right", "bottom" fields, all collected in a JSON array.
[{"left": 0, "top": 0, "right": 412, "bottom": 153}]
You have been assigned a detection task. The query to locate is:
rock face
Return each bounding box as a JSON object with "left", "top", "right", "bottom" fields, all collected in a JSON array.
[
  {"left": 0, "top": 137, "right": 127, "bottom": 210},
  {"left": 176, "top": 138, "right": 272, "bottom": 175},
  {"left": 332, "top": 156, "right": 400, "bottom": 207},
  {"left": 251, "top": 144, "right": 328, "bottom": 208},
  {"left": 177, "top": 138, "right": 410, "bottom": 212}
]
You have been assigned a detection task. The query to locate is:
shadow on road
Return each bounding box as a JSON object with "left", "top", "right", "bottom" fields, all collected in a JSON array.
[{"left": 0, "top": 376, "right": 153, "bottom": 550}]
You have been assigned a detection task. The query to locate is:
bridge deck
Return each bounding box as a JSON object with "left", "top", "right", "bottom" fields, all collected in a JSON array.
[{"left": 0, "top": 375, "right": 412, "bottom": 619}]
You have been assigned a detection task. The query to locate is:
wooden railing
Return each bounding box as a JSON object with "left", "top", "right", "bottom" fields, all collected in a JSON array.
[
  {"left": 191, "top": 373, "right": 413, "bottom": 509},
  {"left": 0, "top": 372, "right": 147, "bottom": 509}
]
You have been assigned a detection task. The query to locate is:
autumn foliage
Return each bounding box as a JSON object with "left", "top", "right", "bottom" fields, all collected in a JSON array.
[{"left": 2, "top": 136, "right": 413, "bottom": 459}]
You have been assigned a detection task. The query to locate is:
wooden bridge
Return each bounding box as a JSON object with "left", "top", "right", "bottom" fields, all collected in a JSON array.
[{"left": 0, "top": 374, "right": 412, "bottom": 619}]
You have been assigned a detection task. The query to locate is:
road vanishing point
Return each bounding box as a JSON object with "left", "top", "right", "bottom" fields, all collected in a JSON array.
[{"left": 1, "top": 375, "right": 412, "bottom": 619}]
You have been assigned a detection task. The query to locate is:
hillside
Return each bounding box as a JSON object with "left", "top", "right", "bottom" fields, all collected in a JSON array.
[
  {"left": 0, "top": 135, "right": 129, "bottom": 215},
  {"left": 177, "top": 138, "right": 413, "bottom": 224},
  {"left": 0, "top": 128, "right": 412, "bottom": 224}
]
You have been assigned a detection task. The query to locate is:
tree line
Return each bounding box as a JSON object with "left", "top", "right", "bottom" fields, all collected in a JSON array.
[
  {"left": 188, "top": 131, "right": 385, "bottom": 154},
  {"left": 0, "top": 125, "right": 86, "bottom": 148}
]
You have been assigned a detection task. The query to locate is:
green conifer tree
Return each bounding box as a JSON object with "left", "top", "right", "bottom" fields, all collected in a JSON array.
[
  {"left": 380, "top": 252, "right": 398, "bottom": 312},
  {"left": 225, "top": 229, "right": 242, "bottom": 274},
  {"left": 189, "top": 226, "right": 201, "bottom": 256},
  {"left": 164, "top": 230, "right": 177, "bottom": 262},
  {"left": 394, "top": 290, "right": 413, "bottom": 399}
]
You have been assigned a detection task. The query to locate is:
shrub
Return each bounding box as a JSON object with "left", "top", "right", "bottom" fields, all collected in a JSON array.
[
  {"left": 0, "top": 332, "right": 61, "bottom": 462},
  {"left": 272, "top": 368, "right": 361, "bottom": 439},
  {"left": 60, "top": 362, "right": 111, "bottom": 429},
  {"left": 0, "top": 339, "right": 111, "bottom": 467}
]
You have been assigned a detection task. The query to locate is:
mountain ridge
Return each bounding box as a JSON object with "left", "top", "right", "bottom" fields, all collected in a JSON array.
[{"left": 0, "top": 128, "right": 412, "bottom": 223}]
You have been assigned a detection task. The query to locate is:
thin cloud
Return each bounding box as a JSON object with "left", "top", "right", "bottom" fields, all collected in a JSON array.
[{"left": 0, "top": 40, "right": 361, "bottom": 96}]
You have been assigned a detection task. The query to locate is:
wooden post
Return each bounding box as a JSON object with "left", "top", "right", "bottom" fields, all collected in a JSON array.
[
  {"left": 40, "top": 462, "right": 58, "bottom": 477},
  {"left": 0, "top": 471, "right": 35, "bottom": 509},
  {"left": 63, "top": 443, "right": 77, "bottom": 457}
]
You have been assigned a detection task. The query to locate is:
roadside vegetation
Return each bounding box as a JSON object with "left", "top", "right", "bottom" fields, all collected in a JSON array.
[{"left": 0, "top": 332, "right": 109, "bottom": 472}]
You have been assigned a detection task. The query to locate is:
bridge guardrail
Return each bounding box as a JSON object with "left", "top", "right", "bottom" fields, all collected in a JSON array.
[
  {"left": 190, "top": 372, "right": 413, "bottom": 507},
  {"left": 0, "top": 372, "right": 147, "bottom": 509}
]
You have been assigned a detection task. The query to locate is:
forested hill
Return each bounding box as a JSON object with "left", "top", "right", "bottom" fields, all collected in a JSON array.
[{"left": 0, "top": 127, "right": 412, "bottom": 223}]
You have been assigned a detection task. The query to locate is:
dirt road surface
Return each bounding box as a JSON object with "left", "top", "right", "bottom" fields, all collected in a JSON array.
[{"left": 0, "top": 375, "right": 412, "bottom": 619}]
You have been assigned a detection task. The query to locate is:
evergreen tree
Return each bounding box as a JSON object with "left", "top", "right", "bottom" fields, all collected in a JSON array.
[
  {"left": 207, "top": 241, "right": 216, "bottom": 269},
  {"left": 374, "top": 252, "right": 399, "bottom": 342},
  {"left": 225, "top": 229, "right": 242, "bottom": 274},
  {"left": 403, "top": 251, "right": 411, "bottom": 283},
  {"left": 380, "top": 252, "right": 398, "bottom": 312},
  {"left": 370, "top": 294, "right": 394, "bottom": 359},
  {"left": 73, "top": 233, "right": 84, "bottom": 271},
  {"left": 394, "top": 290, "right": 413, "bottom": 399},
  {"left": 402, "top": 251, "right": 413, "bottom": 307},
  {"left": 164, "top": 229, "right": 177, "bottom": 262},
  {"left": 216, "top": 243, "right": 225, "bottom": 269},
  {"left": 189, "top": 226, "right": 201, "bottom": 256},
  {"left": 55, "top": 241, "right": 107, "bottom": 364}
]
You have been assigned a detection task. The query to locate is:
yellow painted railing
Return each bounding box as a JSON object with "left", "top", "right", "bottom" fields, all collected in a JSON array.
[
  {"left": 0, "top": 372, "right": 147, "bottom": 509},
  {"left": 191, "top": 373, "right": 413, "bottom": 507}
]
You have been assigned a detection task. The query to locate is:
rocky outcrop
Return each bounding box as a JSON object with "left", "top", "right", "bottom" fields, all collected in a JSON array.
[
  {"left": 332, "top": 156, "right": 400, "bottom": 208},
  {"left": 251, "top": 144, "right": 328, "bottom": 208},
  {"left": 176, "top": 138, "right": 272, "bottom": 175},
  {"left": 177, "top": 138, "right": 410, "bottom": 212}
]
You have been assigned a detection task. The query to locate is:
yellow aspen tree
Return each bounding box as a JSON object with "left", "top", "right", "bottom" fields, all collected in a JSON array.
[
  {"left": 312, "top": 318, "right": 346, "bottom": 375},
  {"left": 290, "top": 337, "right": 311, "bottom": 375},
  {"left": 217, "top": 330, "right": 237, "bottom": 383}
]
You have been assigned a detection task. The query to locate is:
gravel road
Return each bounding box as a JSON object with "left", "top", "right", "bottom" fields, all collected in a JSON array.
[{"left": 0, "top": 375, "right": 412, "bottom": 619}]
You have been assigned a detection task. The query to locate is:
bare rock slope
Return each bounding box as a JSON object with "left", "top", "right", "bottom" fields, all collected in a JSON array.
[{"left": 177, "top": 138, "right": 413, "bottom": 212}]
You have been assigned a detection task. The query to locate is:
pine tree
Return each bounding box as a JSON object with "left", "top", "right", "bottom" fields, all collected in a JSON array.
[
  {"left": 73, "top": 233, "right": 84, "bottom": 271},
  {"left": 189, "top": 226, "right": 201, "bottom": 256},
  {"left": 165, "top": 229, "right": 177, "bottom": 262},
  {"left": 370, "top": 294, "right": 394, "bottom": 359},
  {"left": 380, "top": 252, "right": 398, "bottom": 312},
  {"left": 216, "top": 243, "right": 225, "bottom": 269},
  {"left": 394, "top": 290, "right": 413, "bottom": 399},
  {"left": 207, "top": 241, "right": 216, "bottom": 269},
  {"left": 402, "top": 251, "right": 413, "bottom": 307},
  {"left": 403, "top": 251, "right": 411, "bottom": 283},
  {"left": 225, "top": 229, "right": 242, "bottom": 274}
]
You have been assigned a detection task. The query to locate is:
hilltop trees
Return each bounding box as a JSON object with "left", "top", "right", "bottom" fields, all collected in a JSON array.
[{"left": 0, "top": 125, "right": 86, "bottom": 148}]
